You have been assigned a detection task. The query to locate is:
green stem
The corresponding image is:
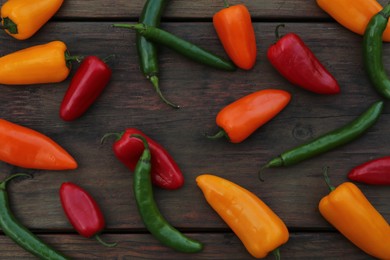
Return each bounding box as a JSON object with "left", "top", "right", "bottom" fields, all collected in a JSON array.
[
  {"left": 102, "top": 54, "right": 116, "bottom": 64},
  {"left": 150, "top": 76, "right": 180, "bottom": 109},
  {"left": 323, "top": 166, "right": 335, "bottom": 191},
  {"left": 273, "top": 248, "right": 281, "bottom": 260},
  {"left": 0, "top": 173, "right": 31, "bottom": 190},
  {"left": 1, "top": 17, "right": 18, "bottom": 34},
  {"left": 100, "top": 132, "right": 123, "bottom": 144},
  {"left": 112, "top": 23, "right": 145, "bottom": 31},
  {"left": 223, "top": 0, "right": 230, "bottom": 8},
  {"left": 94, "top": 234, "right": 117, "bottom": 248},
  {"left": 275, "top": 24, "right": 285, "bottom": 41},
  {"left": 205, "top": 129, "right": 228, "bottom": 140}
]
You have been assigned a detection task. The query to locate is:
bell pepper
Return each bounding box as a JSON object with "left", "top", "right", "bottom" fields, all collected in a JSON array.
[
  {"left": 267, "top": 25, "right": 340, "bottom": 94},
  {"left": 59, "top": 182, "right": 117, "bottom": 247},
  {"left": 196, "top": 174, "right": 289, "bottom": 259},
  {"left": 207, "top": 89, "right": 291, "bottom": 143},
  {"left": 0, "top": 41, "right": 79, "bottom": 85},
  {"left": 1, "top": 0, "right": 63, "bottom": 40},
  {"left": 60, "top": 55, "right": 112, "bottom": 121},
  {"left": 101, "top": 128, "right": 184, "bottom": 190},
  {"left": 319, "top": 170, "right": 390, "bottom": 259},
  {"left": 213, "top": 1, "right": 257, "bottom": 70},
  {"left": 316, "top": 0, "right": 390, "bottom": 42}
]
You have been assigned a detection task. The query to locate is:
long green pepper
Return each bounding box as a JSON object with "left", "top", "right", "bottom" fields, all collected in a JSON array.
[
  {"left": 363, "top": 3, "right": 390, "bottom": 99},
  {"left": 0, "top": 174, "right": 68, "bottom": 260},
  {"left": 262, "top": 101, "right": 383, "bottom": 170},
  {"left": 113, "top": 23, "right": 236, "bottom": 72},
  {"left": 131, "top": 134, "right": 203, "bottom": 253},
  {"left": 137, "top": 0, "right": 179, "bottom": 108}
]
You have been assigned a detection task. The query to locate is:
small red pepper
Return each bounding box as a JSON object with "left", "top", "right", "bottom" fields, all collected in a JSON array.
[
  {"left": 348, "top": 156, "right": 390, "bottom": 185},
  {"left": 101, "top": 128, "right": 184, "bottom": 190},
  {"left": 267, "top": 25, "right": 340, "bottom": 95},
  {"left": 60, "top": 55, "right": 112, "bottom": 121},
  {"left": 59, "top": 182, "right": 116, "bottom": 247}
]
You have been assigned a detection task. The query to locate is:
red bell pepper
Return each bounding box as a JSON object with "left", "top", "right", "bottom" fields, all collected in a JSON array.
[
  {"left": 59, "top": 182, "right": 116, "bottom": 247},
  {"left": 213, "top": 1, "right": 257, "bottom": 70},
  {"left": 60, "top": 55, "right": 112, "bottom": 121},
  {"left": 267, "top": 25, "right": 340, "bottom": 95},
  {"left": 101, "top": 128, "right": 184, "bottom": 190},
  {"left": 348, "top": 156, "right": 390, "bottom": 185}
]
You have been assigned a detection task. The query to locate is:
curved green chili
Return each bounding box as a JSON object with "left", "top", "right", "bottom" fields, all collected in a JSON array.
[
  {"left": 137, "top": 0, "right": 179, "bottom": 108},
  {"left": 363, "top": 3, "right": 390, "bottom": 99},
  {"left": 131, "top": 134, "right": 203, "bottom": 253},
  {"left": 113, "top": 23, "right": 236, "bottom": 72},
  {"left": 261, "top": 101, "right": 383, "bottom": 170},
  {"left": 0, "top": 174, "right": 68, "bottom": 260}
]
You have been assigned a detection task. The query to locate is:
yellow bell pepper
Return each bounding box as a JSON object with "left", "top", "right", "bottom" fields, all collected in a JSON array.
[
  {"left": 317, "top": 0, "right": 390, "bottom": 42},
  {"left": 319, "top": 173, "right": 390, "bottom": 259},
  {"left": 196, "top": 174, "right": 289, "bottom": 259},
  {"left": 1, "top": 0, "right": 63, "bottom": 40},
  {"left": 0, "top": 41, "right": 73, "bottom": 85}
]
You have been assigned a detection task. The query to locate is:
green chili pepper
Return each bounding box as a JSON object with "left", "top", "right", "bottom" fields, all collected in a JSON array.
[
  {"left": 137, "top": 0, "right": 179, "bottom": 109},
  {"left": 0, "top": 174, "right": 68, "bottom": 260},
  {"left": 363, "top": 3, "right": 390, "bottom": 99},
  {"left": 131, "top": 134, "right": 203, "bottom": 253},
  {"left": 113, "top": 23, "right": 236, "bottom": 72},
  {"left": 261, "top": 101, "right": 383, "bottom": 172}
]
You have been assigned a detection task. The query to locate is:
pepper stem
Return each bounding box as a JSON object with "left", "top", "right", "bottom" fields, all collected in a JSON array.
[
  {"left": 100, "top": 132, "right": 123, "bottom": 144},
  {"left": 273, "top": 248, "right": 281, "bottom": 260},
  {"left": 94, "top": 234, "right": 117, "bottom": 248},
  {"left": 258, "top": 157, "right": 283, "bottom": 182},
  {"left": 150, "top": 76, "right": 180, "bottom": 109},
  {"left": 0, "top": 173, "right": 31, "bottom": 190},
  {"left": 205, "top": 129, "right": 228, "bottom": 140},
  {"left": 1, "top": 17, "right": 18, "bottom": 34},
  {"left": 112, "top": 23, "right": 146, "bottom": 31},
  {"left": 223, "top": 0, "right": 230, "bottom": 8},
  {"left": 323, "top": 166, "right": 335, "bottom": 191},
  {"left": 275, "top": 24, "right": 285, "bottom": 41}
]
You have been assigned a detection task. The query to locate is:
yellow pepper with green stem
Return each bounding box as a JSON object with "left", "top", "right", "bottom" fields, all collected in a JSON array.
[{"left": 196, "top": 174, "right": 289, "bottom": 259}]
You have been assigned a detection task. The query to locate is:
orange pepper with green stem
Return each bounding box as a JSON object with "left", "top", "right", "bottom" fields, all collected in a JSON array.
[
  {"left": 317, "top": 0, "right": 390, "bottom": 42},
  {"left": 207, "top": 89, "right": 291, "bottom": 143},
  {"left": 1, "top": 0, "right": 63, "bottom": 40},
  {"left": 213, "top": 0, "right": 257, "bottom": 70},
  {"left": 0, "top": 41, "right": 81, "bottom": 85},
  {"left": 196, "top": 174, "right": 289, "bottom": 259},
  {"left": 319, "top": 168, "right": 390, "bottom": 259}
]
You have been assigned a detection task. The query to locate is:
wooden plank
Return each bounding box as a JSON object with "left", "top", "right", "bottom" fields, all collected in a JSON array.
[
  {"left": 0, "top": 232, "right": 375, "bottom": 259},
  {"left": 0, "top": 21, "right": 389, "bottom": 233}
]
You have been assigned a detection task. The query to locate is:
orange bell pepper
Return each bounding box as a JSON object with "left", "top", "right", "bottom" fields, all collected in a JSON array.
[
  {"left": 207, "top": 89, "right": 291, "bottom": 143},
  {"left": 0, "top": 41, "right": 75, "bottom": 85},
  {"left": 316, "top": 0, "right": 390, "bottom": 42},
  {"left": 319, "top": 170, "right": 390, "bottom": 259},
  {"left": 213, "top": 1, "right": 257, "bottom": 70},
  {"left": 1, "top": 0, "right": 63, "bottom": 40},
  {"left": 0, "top": 118, "right": 77, "bottom": 170},
  {"left": 196, "top": 174, "right": 289, "bottom": 259}
]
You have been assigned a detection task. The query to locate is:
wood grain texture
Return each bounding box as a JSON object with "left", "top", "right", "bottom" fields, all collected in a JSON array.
[{"left": 0, "top": 0, "right": 389, "bottom": 258}]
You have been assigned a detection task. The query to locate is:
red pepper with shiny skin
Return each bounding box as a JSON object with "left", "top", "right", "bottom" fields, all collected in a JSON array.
[
  {"left": 267, "top": 25, "right": 340, "bottom": 95},
  {"left": 101, "top": 128, "right": 184, "bottom": 190},
  {"left": 60, "top": 55, "right": 112, "bottom": 121},
  {"left": 348, "top": 156, "right": 390, "bottom": 185},
  {"left": 59, "top": 182, "right": 116, "bottom": 247}
]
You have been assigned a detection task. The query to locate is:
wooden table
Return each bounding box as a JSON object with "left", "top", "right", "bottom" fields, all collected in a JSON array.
[{"left": 1, "top": 0, "right": 389, "bottom": 259}]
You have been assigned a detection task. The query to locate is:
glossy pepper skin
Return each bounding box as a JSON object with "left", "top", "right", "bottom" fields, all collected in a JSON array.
[
  {"left": 196, "top": 174, "right": 289, "bottom": 258},
  {"left": 319, "top": 178, "right": 390, "bottom": 259},
  {"left": 267, "top": 26, "right": 340, "bottom": 94},
  {"left": 60, "top": 56, "right": 112, "bottom": 121},
  {"left": 1, "top": 0, "right": 63, "bottom": 40},
  {"left": 213, "top": 1, "right": 257, "bottom": 70},
  {"left": 348, "top": 156, "right": 390, "bottom": 185},
  {"left": 0, "top": 119, "right": 77, "bottom": 170},
  {"left": 132, "top": 135, "right": 203, "bottom": 253},
  {"left": 317, "top": 0, "right": 390, "bottom": 42},
  {"left": 60, "top": 182, "right": 116, "bottom": 247},
  {"left": 102, "top": 128, "right": 184, "bottom": 190},
  {"left": 208, "top": 89, "right": 291, "bottom": 143},
  {"left": 0, "top": 41, "right": 72, "bottom": 85}
]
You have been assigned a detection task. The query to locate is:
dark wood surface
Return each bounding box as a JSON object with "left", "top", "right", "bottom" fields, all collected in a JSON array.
[{"left": 0, "top": 0, "right": 389, "bottom": 259}]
